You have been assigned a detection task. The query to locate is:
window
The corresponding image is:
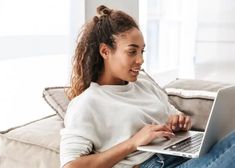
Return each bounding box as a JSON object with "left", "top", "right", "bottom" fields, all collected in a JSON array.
[{"left": 139, "top": 0, "right": 198, "bottom": 78}]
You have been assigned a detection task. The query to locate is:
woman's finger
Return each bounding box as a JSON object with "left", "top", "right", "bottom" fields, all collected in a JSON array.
[
  {"left": 154, "top": 131, "right": 175, "bottom": 139},
  {"left": 184, "top": 116, "right": 192, "bottom": 130},
  {"left": 172, "top": 115, "right": 179, "bottom": 130},
  {"left": 178, "top": 114, "right": 185, "bottom": 129},
  {"left": 151, "top": 124, "right": 173, "bottom": 133}
]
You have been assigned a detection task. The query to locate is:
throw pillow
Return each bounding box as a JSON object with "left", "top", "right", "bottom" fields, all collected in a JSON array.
[{"left": 43, "top": 87, "right": 70, "bottom": 119}]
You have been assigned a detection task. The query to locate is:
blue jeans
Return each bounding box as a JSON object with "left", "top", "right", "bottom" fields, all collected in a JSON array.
[{"left": 140, "top": 131, "right": 235, "bottom": 168}]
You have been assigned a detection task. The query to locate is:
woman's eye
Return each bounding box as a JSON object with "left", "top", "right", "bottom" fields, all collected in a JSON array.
[{"left": 128, "top": 50, "right": 137, "bottom": 55}]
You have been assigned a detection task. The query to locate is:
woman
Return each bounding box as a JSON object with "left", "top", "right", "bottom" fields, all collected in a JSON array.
[{"left": 60, "top": 5, "right": 235, "bottom": 168}]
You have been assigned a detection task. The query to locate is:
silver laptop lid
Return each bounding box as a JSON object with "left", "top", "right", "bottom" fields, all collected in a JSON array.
[{"left": 199, "top": 85, "right": 235, "bottom": 156}]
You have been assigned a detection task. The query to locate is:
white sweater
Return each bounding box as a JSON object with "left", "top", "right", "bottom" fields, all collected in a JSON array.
[{"left": 60, "top": 73, "right": 179, "bottom": 168}]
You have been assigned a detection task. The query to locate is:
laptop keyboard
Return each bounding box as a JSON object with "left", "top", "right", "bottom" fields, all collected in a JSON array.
[{"left": 164, "top": 133, "right": 203, "bottom": 153}]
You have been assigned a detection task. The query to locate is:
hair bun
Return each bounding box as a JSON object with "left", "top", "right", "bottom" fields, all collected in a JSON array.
[{"left": 97, "top": 5, "right": 112, "bottom": 16}]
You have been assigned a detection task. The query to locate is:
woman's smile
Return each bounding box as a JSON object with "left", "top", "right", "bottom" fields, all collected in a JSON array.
[{"left": 130, "top": 68, "right": 141, "bottom": 76}]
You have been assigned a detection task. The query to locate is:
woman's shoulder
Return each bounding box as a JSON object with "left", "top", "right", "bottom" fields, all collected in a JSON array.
[
  {"left": 136, "top": 71, "right": 167, "bottom": 95},
  {"left": 64, "top": 88, "right": 98, "bottom": 125},
  {"left": 136, "top": 72, "right": 155, "bottom": 88},
  {"left": 69, "top": 86, "right": 96, "bottom": 108},
  {"left": 66, "top": 86, "right": 98, "bottom": 113}
]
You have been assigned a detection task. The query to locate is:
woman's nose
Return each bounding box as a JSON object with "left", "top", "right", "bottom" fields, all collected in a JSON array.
[{"left": 136, "top": 55, "right": 144, "bottom": 65}]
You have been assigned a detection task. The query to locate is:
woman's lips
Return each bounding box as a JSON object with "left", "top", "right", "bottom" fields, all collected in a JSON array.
[{"left": 130, "top": 69, "right": 140, "bottom": 76}]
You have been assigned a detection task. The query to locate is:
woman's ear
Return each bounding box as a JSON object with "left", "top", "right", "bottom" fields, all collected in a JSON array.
[{"left": 99, "top": 43, "right": 110, "bottom": 60}]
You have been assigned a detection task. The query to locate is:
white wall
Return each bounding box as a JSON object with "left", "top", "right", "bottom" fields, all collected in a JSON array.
[
  {"left": 85, "top": 0, "right": 139, "bottom": 22},
  {"left": 0, "top": 0, "right": 70, "bottom": 130},
  {"left": 0, "top": 0, "right": 69, "bottom": 60},
  {"left": 68, "top": 0, "right": 85, "bottom": 76},
  {"left": 0, "top": 36, "right": 67, "bottom": 60}
]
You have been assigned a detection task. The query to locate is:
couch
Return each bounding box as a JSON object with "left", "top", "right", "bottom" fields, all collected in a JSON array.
[{"left": 0, "top": 78, "right": 230, "bottom": 168}]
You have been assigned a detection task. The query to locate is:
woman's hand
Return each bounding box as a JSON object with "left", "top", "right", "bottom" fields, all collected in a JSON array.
[
  {"left": 129, "top": 124, "right": 175, "bottom": 149},
  {"left": 166, "top": 113, "right": 191, "bottom": 132}
]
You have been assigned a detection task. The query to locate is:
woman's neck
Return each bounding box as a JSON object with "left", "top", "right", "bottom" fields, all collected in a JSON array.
[{"left": 96, "top": 72, "right": 127, "bottom": 86}]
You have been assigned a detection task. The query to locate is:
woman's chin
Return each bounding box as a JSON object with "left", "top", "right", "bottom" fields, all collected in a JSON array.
[{"left": 128, "top": 76, "right": 138, "bottom": 82}]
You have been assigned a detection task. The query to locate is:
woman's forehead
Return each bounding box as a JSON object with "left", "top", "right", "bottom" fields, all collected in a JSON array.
[{"left": 114, "top": 28, "right": 145, "bottom": 47}]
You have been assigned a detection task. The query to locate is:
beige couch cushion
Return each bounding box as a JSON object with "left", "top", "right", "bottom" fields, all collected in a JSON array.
[
  {"left": 0, "top": 115, "right": 64, "bottom": 168},
  {"left": 164, "top": 79, "right": 230, "bottom": 131}
]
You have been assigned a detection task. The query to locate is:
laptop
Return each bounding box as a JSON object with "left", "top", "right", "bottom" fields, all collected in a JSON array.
[{"left": 137, "top": 85, "right": 235, "bottom": 158}]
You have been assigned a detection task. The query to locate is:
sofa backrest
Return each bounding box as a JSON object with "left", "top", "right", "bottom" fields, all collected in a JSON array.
[{"left": 164, "top": 79, "right": 231, "bottom": 131}]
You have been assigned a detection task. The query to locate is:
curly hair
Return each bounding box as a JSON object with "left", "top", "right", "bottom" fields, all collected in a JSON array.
[{"left": 66, "top": 5, "right": 139, "bottom": 100}]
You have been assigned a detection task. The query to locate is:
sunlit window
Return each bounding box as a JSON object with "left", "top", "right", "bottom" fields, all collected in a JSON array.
[{"left": 139, "top": 0, "right": 198, "bottom": 78}]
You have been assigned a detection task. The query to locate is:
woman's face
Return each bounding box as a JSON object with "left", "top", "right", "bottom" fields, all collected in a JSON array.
[{"left": 101, "top": 27, "right": 145, "bottom": 85}]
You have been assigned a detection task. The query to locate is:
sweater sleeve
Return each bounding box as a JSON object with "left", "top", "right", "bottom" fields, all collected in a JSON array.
[{"left": 60, "top": 97, "right": 95, "bottom": 168}]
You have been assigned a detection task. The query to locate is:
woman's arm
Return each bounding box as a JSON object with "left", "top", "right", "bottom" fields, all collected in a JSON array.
[
  {"left": 63, "top": 138, "right": 135, "bottom": 168},
  {"left": 63, "top": 124, "right": 174, "bottom": 168}
]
